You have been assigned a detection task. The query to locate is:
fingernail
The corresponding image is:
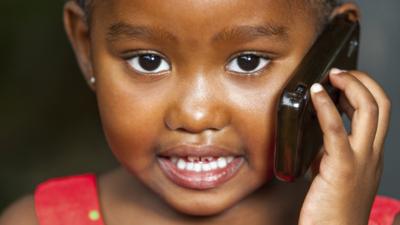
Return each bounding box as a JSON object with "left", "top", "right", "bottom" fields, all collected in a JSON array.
[
  {"left": 330, "top": 68, "right": 346, "bottom": 75},
  {"left": 310, "top": 83, "right": 323, "bottom": 93}
]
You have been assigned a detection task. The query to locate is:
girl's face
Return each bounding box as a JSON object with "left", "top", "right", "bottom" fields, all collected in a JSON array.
[{"left": 86, "top": 0, "right": 317, "bottom": 216}]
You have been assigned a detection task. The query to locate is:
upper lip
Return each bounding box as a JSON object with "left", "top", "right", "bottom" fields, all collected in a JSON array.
[{"left": 158, "top": 144, "right": 242, "bottom": 158}]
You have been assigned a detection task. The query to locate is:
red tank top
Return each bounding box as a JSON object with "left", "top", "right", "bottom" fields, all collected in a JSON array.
[
  {"left": 34, "top": 174, "right": 105, "bottom": 225},
  {"left": 34, "top": 174, "right": 400, "bottom": 225}
]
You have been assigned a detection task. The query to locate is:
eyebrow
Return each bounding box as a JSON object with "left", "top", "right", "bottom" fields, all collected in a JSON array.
[
  {"left": 107, "top": 22, "right": 178, "bottom": 42},
  {"left": 212, "top": 24, "right": 289, "bottom": 42},
  {"left": 106, "top": 22, "right": 289, "bottom": 43}
]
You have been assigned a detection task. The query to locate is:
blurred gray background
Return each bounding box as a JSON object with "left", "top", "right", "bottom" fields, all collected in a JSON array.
[{"left": 0, "top": 0, "right": 399, "bottom": 211}]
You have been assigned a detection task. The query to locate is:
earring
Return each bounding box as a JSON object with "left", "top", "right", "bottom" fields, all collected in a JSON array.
[{"left": 89, "top": 77, "right": 96, "bottom": 85}]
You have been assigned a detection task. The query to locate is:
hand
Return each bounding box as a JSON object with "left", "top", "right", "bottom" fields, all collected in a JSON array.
[{"left": 298, "top": 69, "right": 391, "bottom": 225}]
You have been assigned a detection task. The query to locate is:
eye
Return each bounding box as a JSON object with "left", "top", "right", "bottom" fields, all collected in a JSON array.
[
  {"left": 226, "top": 53, "right": 270, "bottom": 75},
  {"left": 126, "top": 51, "right": 171, "bottom": 74}
]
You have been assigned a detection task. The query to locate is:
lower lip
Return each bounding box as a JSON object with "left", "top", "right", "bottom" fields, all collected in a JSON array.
[{"left": 158, "top": 157, "right": 244, "bottom": 190}]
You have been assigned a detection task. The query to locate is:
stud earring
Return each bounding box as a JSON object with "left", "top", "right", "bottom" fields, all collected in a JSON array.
[{"left": 89, "top": 77, "right": 96, "bottom": 85}]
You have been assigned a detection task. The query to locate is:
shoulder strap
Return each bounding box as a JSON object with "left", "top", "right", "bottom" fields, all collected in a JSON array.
[
  {"left": 369, "top": 196, "right": 400, "bottom": 225},
  {"left": 34, "top": 174, "right": 105, "bottom": 225}
]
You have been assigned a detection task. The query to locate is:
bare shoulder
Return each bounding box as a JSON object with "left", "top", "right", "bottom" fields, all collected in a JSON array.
[
  {"left": 393, "top": 213, "right": 400, "bottom": 225},
  {"left": 0, "top": 195, "right": 38, "bottom": 225}
]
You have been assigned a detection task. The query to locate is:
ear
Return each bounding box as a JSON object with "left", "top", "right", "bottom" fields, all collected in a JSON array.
[
  {"left": 63, "top": 1, "right": 96, "bottom": 91},
  {"left": 329, "top": 2, "right": 361, "bottom": 22}
]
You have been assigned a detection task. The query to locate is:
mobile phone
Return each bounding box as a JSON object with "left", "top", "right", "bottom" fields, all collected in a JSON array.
[{"left": 274, "top": 11, "right": 360, "bottom": 182}]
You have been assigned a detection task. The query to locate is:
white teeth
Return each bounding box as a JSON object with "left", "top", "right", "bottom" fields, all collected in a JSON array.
[
  {"left": 194, "top": 163, "right": 202, "bottom": 172},
  {"left": 217, "top": 157, "right": 227, "bottom": 168},
  {"left": 171, "top": 156, "right": 237, "bottom": 172},
  {"left": 202, "top": 163, "right": 211, "bottom": 171},
  {"left": 177, "top": 159, "right": 186, "bottom": 170},
  {"left": 186, "top": 162, "right": 195, "bottom": 171},
  {"left": 210, "top": 161, "right": 218, "bottom": 170}
]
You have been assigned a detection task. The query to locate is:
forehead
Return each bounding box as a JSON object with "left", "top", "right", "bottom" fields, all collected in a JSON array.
[{"left": 91, "top": 0, "right": 313, "bottom": 41}]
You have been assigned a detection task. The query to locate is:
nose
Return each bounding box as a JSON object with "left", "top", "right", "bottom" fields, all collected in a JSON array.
[{"left": 164, "top": 75, "right": 230, "bottom": 133}]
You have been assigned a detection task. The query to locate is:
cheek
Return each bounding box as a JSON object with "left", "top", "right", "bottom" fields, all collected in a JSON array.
[
  {"left": 96, "top": 80, "right": 165, "bottom": 172},
  {"left": 227, "top": 81, "right": 283, "bottom": 179}
]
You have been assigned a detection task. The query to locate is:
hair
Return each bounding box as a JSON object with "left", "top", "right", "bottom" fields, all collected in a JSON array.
[
  {"left": 76, "top": 0, "right": 93, "bottom": 21},
  {"left": 74, "top": 0, "right": 342, "bottom": 31},
  {"left": 310, "top": 0, "right": 343, "bottom": 27}
]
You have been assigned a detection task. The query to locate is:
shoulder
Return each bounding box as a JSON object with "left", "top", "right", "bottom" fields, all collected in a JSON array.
[
  {"left": 370, "top": 195, "right": 400, "bottom": 225},
  {"left": 0, "top": 195, "right": 39, "bottom": 225},
  {"left": 0, "top": 173, "right": 98, "bottom": 225},
  {"left": 394, "top": 214, "right": 400, "bottom": 225}
]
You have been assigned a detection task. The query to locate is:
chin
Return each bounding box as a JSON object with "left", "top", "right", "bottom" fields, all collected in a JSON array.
[
  {"left": 161, "top": 185, "right": 251, "bottom": 216},
  {"left": 170, "top": 199, "right": 233, "bottom": 216}
]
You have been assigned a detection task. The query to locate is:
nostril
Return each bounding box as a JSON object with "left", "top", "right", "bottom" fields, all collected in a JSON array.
[
  {"left": 174, "top": 126, "right": 220, "bottom": 134},
  {"left": 164, "top": 98, "right": 231, "bottom": 133}
]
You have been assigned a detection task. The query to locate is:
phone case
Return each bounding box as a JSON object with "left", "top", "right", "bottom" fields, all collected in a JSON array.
[{"left": 274, "top": 12, "right": 360, "bottom": 182}]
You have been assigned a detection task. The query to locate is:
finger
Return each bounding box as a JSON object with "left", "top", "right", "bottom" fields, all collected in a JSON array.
[
  {"left": 329, "top": 69, "right": 379, "bottom": 152},
  {"left": 346, "top": 71, "right": 391, "bottom": 152},
  {"left": 338, "top": 93, "right": 354, "bottom": 121},
  {"left": 309, "top": 148, "right": 325, "bottom": 179},
  {"left": 310, "top": 83, "right": 351, "bottom": 158}
]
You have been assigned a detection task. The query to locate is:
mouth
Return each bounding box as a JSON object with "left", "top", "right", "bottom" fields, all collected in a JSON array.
[{"left": 157, "top": 145, "right": 245, "bottom": 190}]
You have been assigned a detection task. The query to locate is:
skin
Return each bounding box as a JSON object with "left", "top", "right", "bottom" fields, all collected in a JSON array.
[{"left": 0, "top": 0, "right": 395, "bottom": 225}]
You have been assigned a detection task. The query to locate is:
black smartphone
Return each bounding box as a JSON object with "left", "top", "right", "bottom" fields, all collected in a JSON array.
[{"left": 274, "top": 11, "right": 360, "bottom": 182}]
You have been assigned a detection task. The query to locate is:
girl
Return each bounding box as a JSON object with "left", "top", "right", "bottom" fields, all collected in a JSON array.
[{"left": 1, "top": 0, "right": 398, "bottom": 224}]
